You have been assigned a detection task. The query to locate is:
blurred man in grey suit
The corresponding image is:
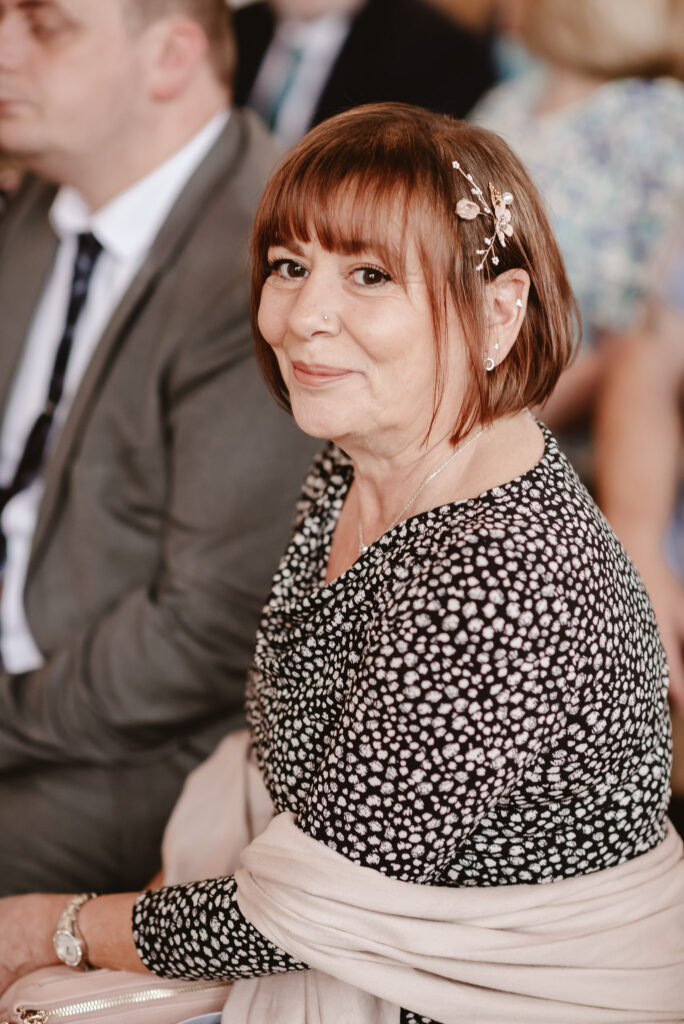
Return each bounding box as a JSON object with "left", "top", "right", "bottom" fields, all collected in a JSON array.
[{"left": 0, "top": 0, "right": 313, "bottom": 894}]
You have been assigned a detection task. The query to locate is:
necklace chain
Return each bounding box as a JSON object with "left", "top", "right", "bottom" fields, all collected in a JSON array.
[{"left": 357, "top": 424, "right": 489, "bottom": 556}]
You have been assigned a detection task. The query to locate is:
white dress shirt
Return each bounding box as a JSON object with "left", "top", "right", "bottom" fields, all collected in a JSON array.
[
  {"left": 0, "top": 109, "right": 230, "bottom": 673},
  {"left": 248, "top": 14, "right": 351, "bottom": 145}
]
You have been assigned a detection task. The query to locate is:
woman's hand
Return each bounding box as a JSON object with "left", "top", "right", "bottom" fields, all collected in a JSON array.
[
  {"left": 0, "top": 893, "right": 65, "bottom": 995},
  {"left": 0, "top": 891, "right": 148, "bottom": 999}
]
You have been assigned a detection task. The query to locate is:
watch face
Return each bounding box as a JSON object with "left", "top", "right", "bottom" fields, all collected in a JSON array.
[{"left": 53, "top": 929, "right": 83, "bottom": 967}]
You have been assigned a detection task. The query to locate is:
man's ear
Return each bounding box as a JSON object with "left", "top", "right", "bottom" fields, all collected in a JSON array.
[
  {"left": 484, "top": 268, "right": 530, "bottom": 370},
  {"left": 145, "top": 17, "right": 210, "bottom": 102}
]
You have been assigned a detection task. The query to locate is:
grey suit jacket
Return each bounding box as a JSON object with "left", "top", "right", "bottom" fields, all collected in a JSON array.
[{"left": 0, "top": 109, "right": 315, "bottom": 893}]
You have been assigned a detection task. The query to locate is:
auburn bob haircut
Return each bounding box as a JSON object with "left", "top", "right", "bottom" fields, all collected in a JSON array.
[{"left": 251, "top": 102, "right": 580, "bottom": 443}]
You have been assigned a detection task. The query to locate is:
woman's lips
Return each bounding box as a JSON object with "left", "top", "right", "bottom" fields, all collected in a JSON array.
[{"left": 291, "top": 362, "right": 355, "bottom": 386}]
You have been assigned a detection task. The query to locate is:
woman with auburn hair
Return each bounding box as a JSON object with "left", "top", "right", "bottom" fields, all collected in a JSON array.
[{"left": 0, "top": 103, "right": 682, "bottom": 1024}]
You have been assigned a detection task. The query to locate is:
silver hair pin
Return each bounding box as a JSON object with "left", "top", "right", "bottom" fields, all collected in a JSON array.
[{"left": 452, "top": 160, "right": 514, "bottom": 272}]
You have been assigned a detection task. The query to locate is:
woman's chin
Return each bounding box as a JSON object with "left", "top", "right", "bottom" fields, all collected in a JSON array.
[{"left": 289, "top": 400, "right": 356, "bottom": 444}]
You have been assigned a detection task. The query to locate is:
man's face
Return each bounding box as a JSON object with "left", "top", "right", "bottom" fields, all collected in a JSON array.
[{"left": 0, "top": 0, "right": 148, "bottom": 175}]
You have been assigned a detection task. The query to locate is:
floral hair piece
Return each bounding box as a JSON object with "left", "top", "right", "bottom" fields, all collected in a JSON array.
[{"left": 452, "top": 160, "right": 514, "bottom": 272}]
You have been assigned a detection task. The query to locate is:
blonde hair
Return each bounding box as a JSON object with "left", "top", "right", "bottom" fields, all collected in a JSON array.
[{"left": 522, "top": 0, "right": 684, "bottom": 80}]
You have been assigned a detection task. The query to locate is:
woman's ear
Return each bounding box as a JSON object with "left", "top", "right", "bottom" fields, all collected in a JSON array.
[
  {"left": 145, "top": 17, "right": 210, "bottom": 102},
  {"left": 484, "top": 268, "right": 530, "bottom": 370}
]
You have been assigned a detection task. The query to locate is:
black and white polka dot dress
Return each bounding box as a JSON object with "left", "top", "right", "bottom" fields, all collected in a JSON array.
[{"left": 134, "top": 427, "right": 671, "bottom": 1024}]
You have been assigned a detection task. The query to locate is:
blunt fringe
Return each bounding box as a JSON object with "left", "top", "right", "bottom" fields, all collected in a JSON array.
[{"left": 251, "top": 103, "right": 580, "bottom": 444}]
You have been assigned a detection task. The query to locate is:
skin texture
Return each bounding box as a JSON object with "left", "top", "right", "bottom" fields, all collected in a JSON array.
[
  {"left": 258, "top": 231, "right": 537, "bottom": 581},
  {"left": 0, "top": 892, "right": 144, "bottom": 993},
  {"left": 0, "top": 0, "right": 227, "bottom": 208},
  {"left": 259, "top": 237, "right": 466, "bottom": 457}
]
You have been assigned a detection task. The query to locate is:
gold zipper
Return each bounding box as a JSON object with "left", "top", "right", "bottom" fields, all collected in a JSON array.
[{"left": 15, "top": 979, "right": 232, "bottom": 1022}]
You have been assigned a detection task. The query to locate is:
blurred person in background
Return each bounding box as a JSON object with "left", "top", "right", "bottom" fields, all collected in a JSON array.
[
  {"left": 0, "top": 0, "right": 313, "bottom": 896},
  {"left": 472, "top": 0, "right": 684, "bottom": 478},
  {"left": 0, "top": 151, "right": 22, "bottom": 215},
  {"left": 596, "top": 221, "right": 684, "bottom": 833},
  {"left": 232, "top": 0, "right": 495, "bottom": 145},
  {"left": 432, "top": 0, "right": 535, "bottom": 81}
]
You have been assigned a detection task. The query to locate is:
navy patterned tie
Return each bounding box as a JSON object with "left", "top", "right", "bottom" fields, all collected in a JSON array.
[{"left": 0, "top": 232, "right": 103, "bottom": 558}]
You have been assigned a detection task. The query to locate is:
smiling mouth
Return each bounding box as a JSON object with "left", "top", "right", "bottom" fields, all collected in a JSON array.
[{"left": 292, "top": 362, "right": 355, "bottom": 386}]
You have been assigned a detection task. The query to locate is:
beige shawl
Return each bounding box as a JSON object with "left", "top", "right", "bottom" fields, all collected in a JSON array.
[{"left": 162, "top": 730, "right": 684, "bottom": 1024}]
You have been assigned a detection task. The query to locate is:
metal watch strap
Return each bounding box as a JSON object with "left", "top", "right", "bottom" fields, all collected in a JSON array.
[{"left": 53, "top": 892, "right": 97, "bottom": 969}]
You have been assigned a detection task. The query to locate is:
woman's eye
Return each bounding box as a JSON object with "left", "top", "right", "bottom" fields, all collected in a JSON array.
[
  {"left": 269, "top": 259, "right": 308, "bottom": 280},
  {"left": 352, "top": 266, "right": 391, "bottom": 286}
]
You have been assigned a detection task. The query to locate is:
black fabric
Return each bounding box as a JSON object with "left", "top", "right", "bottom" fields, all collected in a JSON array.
[
  {"left": 670, "top": 794, "right": 684, "bottom": 839},
  {"left": 233, "top": 0, "right": 495, "bottom": 128},
  {"left": 0, "top": 232, "right": 102, "bottom": 533},
  {"left": 134, "top": 430, "right": 669, "bottom": 1024}
]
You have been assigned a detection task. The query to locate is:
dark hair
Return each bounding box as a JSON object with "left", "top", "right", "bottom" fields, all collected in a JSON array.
[
  {"left": 124, "top": 0, "right": 235, "bottom": 89},
  {"left": 251, "top": 102, "right": 580, "bottom": 443}
]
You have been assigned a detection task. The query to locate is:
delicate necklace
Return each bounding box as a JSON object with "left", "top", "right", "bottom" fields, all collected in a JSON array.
[{"left": 357, "top": 424, "right": 490, "bottom": 556}]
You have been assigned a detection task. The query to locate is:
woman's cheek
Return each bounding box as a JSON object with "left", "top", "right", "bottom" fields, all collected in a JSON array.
[
  {"left": 257, "top": 303, "right": 271, "bottom": 346},
  {"left": 257, "top": 289, "right": 281, "bottom": 348}
]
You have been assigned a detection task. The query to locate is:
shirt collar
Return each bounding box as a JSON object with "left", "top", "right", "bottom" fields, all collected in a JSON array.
[
  {"left": 50, "top": 108, "right": 230, "bottom": 262},
  {"left": 276, "top": 12, "right": 351, "bottom": 53}
]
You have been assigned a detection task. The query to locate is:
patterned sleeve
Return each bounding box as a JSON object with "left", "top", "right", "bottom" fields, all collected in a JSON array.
[
  {"left": 296, "top": 530, "right": 569, "bottom": 882},
  {"left": 134, "top": 527, "right": 570, "bottom": 976},
  {"left": 133, "top": 875, "right": 308, "bottom": 980},
  {"left": 131, "top": 447, "right": 336, "bottom": 983}
]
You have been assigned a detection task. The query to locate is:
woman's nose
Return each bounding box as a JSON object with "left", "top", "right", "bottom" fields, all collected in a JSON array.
[{"left": 288, "top": 275, "right": 340, "bottom": 339}]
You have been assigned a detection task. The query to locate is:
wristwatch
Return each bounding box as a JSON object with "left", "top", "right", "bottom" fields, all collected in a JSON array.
[{"left": 52, "top": 893, "right": 97, "bottom": 969}]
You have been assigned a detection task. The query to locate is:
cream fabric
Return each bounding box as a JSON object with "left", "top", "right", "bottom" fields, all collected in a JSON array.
[
  {"left": 162, "top": 729, "right": 684, "bottom": 1024},
  {"left": 163, "top": 729, "right": 274, "bottom": 886},
  {"left": 232, "top": 813, "right": 684, "bottom": 1023}
]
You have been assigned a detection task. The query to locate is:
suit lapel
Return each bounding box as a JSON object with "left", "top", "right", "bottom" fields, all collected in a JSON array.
[
  {"left": 233, "top": 3, "right": 277, "bottom": 106},
  {"left": 313, "top": 0, "right": 383, "bottom": 124},
  {"left": 28, "top": 112, "right": 249, "bottom": 577},
  {"left": 0, "top": 184, "right": 59, "bottom": 418}
]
